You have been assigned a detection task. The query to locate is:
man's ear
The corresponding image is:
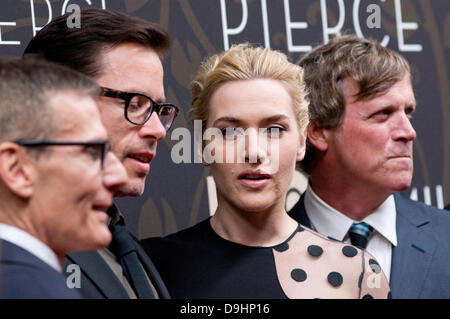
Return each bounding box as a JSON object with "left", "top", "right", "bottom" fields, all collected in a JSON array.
[
  {"left": 307, "top": 123, "right": 331, "bottom": 152},
  {"left": 0, "top": 142, "right": 35, "bottom": 198}
]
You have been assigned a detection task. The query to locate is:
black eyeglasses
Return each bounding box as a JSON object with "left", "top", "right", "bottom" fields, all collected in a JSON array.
[
  {"left": 14, "top": 140, "right": 110, "bottom": 168},
  {"left": 100, "top": 87, "right": 179, "bottom": 130}
]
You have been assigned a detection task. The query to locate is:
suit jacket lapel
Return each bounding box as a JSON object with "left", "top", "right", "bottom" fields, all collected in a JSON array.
[
  {"left": 66, "top": 250, "right": 130, "bottom": 299},
  {"left": 288, "top": 193, "right": 312, "bottom": 228},
  {"left": 390, "top": 194, "right": 436, "bottom": 298},
  {"left": 132, "top": 234, "right": 171, "bottom": 299},
  {"left": 111, "top": 203, "right": 170, "bottom": 299}
]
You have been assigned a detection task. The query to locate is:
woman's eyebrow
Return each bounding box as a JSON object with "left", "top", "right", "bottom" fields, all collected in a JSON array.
[{"left": 212, "top": 117, "right": 242, "bottom": 126}]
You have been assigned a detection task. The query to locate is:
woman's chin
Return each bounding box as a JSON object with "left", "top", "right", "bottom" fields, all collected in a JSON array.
[{"left": 235, "top": 198, "right": 276, "bottom": 214}]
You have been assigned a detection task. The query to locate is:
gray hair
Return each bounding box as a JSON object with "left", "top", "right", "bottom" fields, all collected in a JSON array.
[{"left": 0, "top": 57, "right": 100, "bottom": 143}]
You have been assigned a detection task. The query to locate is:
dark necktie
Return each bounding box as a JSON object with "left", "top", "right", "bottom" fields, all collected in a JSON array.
[
  {"left": 348, "top": 222, "right": 373, "bottom": 249},
  {"left": 108, "top": 223, "right": 156, "bottom": 299}
]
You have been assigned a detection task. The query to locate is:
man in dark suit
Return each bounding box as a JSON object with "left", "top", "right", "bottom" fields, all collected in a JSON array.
[
  {"left": 288, "top": 35, "right": 450, "bottom": 298},
  {"left": 23, "top": 9, "right": 177, "bottom": 298},
  {"left": 0, "top": 58, "right": 126, "bottom": 298}
]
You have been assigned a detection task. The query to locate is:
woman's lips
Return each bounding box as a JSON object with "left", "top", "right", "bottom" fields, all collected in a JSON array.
[
  {"left": 239, "top": 178, "right": 270, "bottom": 188},
  {"left": 238, "top": 169, "right": 271, "bottom": 189}
]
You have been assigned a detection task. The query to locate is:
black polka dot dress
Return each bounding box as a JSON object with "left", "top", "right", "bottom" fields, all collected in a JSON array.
[
  {"left": 272, "top": 224, "right": 390, "bottom": 298},
  {"left": 141, "top": 219, "right": 391, "bottom": 299}
]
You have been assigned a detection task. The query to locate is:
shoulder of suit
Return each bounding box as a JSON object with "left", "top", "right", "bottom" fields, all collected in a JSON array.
[{"left": 396, "top": 193, "right": 450, "bottom": 221}]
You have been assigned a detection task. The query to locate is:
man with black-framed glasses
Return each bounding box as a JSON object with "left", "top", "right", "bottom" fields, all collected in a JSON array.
[
  {"left": 24, "top": 9, "right": 176, "bottom": 299},
  {"left": 100, "top": 87, "right": 179, "bottom": 131},
  {"left": 0, "top": 58, "right": 127, "bottom": 298}
]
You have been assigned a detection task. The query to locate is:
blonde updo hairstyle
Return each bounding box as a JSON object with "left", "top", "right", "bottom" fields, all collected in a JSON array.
[{"left": 190, "top": 43, "right": 309, "bottom": 136}]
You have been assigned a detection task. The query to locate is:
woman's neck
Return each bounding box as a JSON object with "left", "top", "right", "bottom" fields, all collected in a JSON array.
[{"left": 210, "top": 201, "right": 298, "bottom": 247}]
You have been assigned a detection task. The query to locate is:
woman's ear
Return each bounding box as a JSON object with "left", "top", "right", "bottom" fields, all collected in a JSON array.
[
  {"left": 0, "top": 142, "right": 35, "bottom": 198},
  {"left": 197, "top": 140, "right": 210, "bottom": 166},
  {"left": 296, "top": 127, "right": 307, "bottom": 162},
  {"left": 200, "top": 127, "right": 223, "bottom": 167},
  {"left": 307, "top": 123, "right": 331, "bottom": 152}
]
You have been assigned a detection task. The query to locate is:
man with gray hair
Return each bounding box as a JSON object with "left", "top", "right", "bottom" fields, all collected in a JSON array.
[{"left": 0, "top": 58, "right": 127, "bottom": 298}]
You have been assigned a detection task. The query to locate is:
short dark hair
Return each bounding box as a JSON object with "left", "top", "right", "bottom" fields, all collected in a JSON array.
[
  {"left": 0, "top": 57, "right": 99, "bottom": 143},
  {"left": 298, "top": 35, "right": 411, "bottom": 173},
  {"left": 23, "top": 8, "right": 170, "bottom": 78}
]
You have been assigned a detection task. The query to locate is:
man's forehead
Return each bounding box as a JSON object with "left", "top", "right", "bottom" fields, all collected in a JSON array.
[
  {"left": 99, "top": 44, "right": 162, "bottom": 72},
  {"left": 341, "top": 75, "right": 414, "bottom": 104},
  {"left": 48, "top": 90, "right": 106, "bottom": 139},
  {"left": 96, "top": 44, "right": 165, "bottom": 100}
]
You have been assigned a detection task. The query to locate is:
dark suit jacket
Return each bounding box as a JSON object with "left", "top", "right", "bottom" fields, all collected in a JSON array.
[
  {"left": 288, "top": 193, "right": 450, "bottom": 298},
  {"left": 65, "top": 231, "right": 170, "bottom": 299},
  {"left": 0, "top": 240, "right": 81, "bottom": 299}
]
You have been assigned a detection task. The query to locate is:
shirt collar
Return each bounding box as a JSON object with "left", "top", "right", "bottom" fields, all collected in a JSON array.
[
  {"left": 364, "top": 195, "right": 397, "bottom": 246},
  {"left": 304, "top": 184, "right": 397, "bottom": 246},
  {"left": 0, "top": 223, "right": 62, "bottom": 272},
  {"left": 107, "top": 203, "right": 125, "bottom": 226}
]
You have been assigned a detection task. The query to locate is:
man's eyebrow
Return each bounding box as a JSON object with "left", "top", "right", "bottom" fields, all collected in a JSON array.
[
  {"left": 156, "top": 97, "right": 167, "bottom": 104},
  {"left": 145, "top": 94, "right": 167, "bottom": 104},
  {"left": 126, "top": 88, "right": 166, "bottom": 103}
]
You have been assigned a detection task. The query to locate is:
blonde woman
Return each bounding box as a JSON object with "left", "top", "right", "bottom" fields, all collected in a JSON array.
[{"left": 142, "top": 44, "right": 390, "bottom": 299}]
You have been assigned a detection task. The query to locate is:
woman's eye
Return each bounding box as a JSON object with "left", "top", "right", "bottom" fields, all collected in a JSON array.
[
  {"left": 220, "top": 127, "right": 244, "bottom": 138},
  {"left": 263, "top": 126, "right": 284, "bottom": 136}
]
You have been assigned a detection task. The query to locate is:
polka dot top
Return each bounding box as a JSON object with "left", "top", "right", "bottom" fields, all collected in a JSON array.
[{"left": 141, "top": 219, "right": 391, "bottom": 299}]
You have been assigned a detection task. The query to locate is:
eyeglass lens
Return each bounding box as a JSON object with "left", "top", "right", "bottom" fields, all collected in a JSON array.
[
  {"left": 126, "top": 94, "right": 176, "bottom": 129},
  {"left": 158, "top": 105, "right": 177, "bottom": 131},
  {"left": 127, "top": 95, "right": 152, "bottom": 124},
  {"left": 84, "top": 143, "right": 108, "bottom": 168}
]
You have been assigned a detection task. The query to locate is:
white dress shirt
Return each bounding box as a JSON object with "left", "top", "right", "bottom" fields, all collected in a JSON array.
[
  {"left": 0, "top": 223, "right": 62, "bottom": 273},
  {"left": 304, "top": 184, "right": 397, "bottom": 281}
]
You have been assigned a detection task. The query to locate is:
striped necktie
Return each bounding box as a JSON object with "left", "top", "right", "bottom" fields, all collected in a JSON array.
[{"left": 348, "top": 222, "right": 373, "bottom": 249}]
